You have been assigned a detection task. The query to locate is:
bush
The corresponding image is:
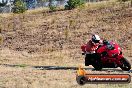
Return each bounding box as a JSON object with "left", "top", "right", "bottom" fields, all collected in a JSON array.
[
  {"left": 49, "top": 5, "right": 57, "bottom": 11},
  {"left": 12, "top": 0, "right": 27, "bottom": 13},
  {"left": 65, "top": 0, "right": 85, "bottom": 10},
  {"left": 49, "top": 0, "right": 57, "bottom": 11}
]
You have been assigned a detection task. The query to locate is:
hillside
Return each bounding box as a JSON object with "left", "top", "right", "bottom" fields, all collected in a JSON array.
[{"left": 0, "top": 1, "right": 132, "bottom": 88}]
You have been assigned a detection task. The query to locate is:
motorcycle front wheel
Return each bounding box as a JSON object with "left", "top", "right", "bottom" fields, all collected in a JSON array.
[{"left": 120, "top": 58, "right": 131, "bottom": 71}]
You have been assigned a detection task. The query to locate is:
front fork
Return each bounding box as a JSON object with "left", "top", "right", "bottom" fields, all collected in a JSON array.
[{"left": 116, "top": 55, "right": 124, "bottom": 66}]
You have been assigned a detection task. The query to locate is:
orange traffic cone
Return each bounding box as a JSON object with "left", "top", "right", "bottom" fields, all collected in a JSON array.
[{"left": 77, "top": 65, "right": 87, "bottom": 76}]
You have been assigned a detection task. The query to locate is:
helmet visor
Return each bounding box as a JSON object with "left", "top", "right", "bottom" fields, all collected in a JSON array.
[{"left": 92, "top": 39, "right": 100, "bottom": 43}]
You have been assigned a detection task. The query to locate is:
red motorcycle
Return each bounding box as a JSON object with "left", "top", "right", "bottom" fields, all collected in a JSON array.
[{"left": 82, "top": 41, "right": 131, "bottom": 71}]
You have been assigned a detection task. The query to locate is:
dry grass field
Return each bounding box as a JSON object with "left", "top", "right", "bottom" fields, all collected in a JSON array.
[{"left": 0, "top": 1, "right": 132, "bottom": 88}]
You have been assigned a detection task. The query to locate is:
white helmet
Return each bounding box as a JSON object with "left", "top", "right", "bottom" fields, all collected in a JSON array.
[{"left": 91, "top": 34, "right": 100, "bottom": 44}]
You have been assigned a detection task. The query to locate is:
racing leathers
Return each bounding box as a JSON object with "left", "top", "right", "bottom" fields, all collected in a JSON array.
[{"left": 81, "top": 40, "right": 101, "bottom": 66}]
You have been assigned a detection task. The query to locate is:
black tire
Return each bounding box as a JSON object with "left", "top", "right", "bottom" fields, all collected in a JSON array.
[
  {"left": 85, "top": 58, "right": 89, "bottom": 66},
  {"left": 92, "top": 59, "right": 102, "bottom": 70},
  {"left": 120, "top": 58, "right": 131, "bottom": 71},
  {"left": 76, "top": 76, "right": 87, "bottom": 85}
]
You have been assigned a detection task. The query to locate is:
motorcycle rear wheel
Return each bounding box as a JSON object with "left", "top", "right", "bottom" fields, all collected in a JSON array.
[{"left": 92, "top": 59, "right": 103, "bottom": 70}]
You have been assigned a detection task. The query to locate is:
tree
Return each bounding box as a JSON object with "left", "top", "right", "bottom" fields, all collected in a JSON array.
[
  {"left": 49, "top": 0, "right": 52, "bottom": 7},
  {"left": 0, "top": 0, "right": 8, "bottom": 7},
  {"left": 131, "top": 0, "right": 132, "bottom": 7}
]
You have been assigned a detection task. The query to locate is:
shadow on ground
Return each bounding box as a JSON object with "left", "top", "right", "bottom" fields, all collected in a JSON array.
[
  {"left": 33, "top": 66, "right": 93, "bottom": 70},
  {"left": 33, "top": 65, "right": 132, "bottom": 73},
  {"left": 1, "top": 64, "right": 132, "bottom": 73}
]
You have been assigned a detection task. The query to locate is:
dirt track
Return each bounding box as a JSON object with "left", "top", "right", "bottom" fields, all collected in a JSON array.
[{"left": 0, "top": 1, "right": 132, "bottom": 88}]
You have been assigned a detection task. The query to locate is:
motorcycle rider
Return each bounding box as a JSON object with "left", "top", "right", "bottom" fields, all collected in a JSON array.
[{"left": 81, "top": 34, "right": 102, "bottom": 66}]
